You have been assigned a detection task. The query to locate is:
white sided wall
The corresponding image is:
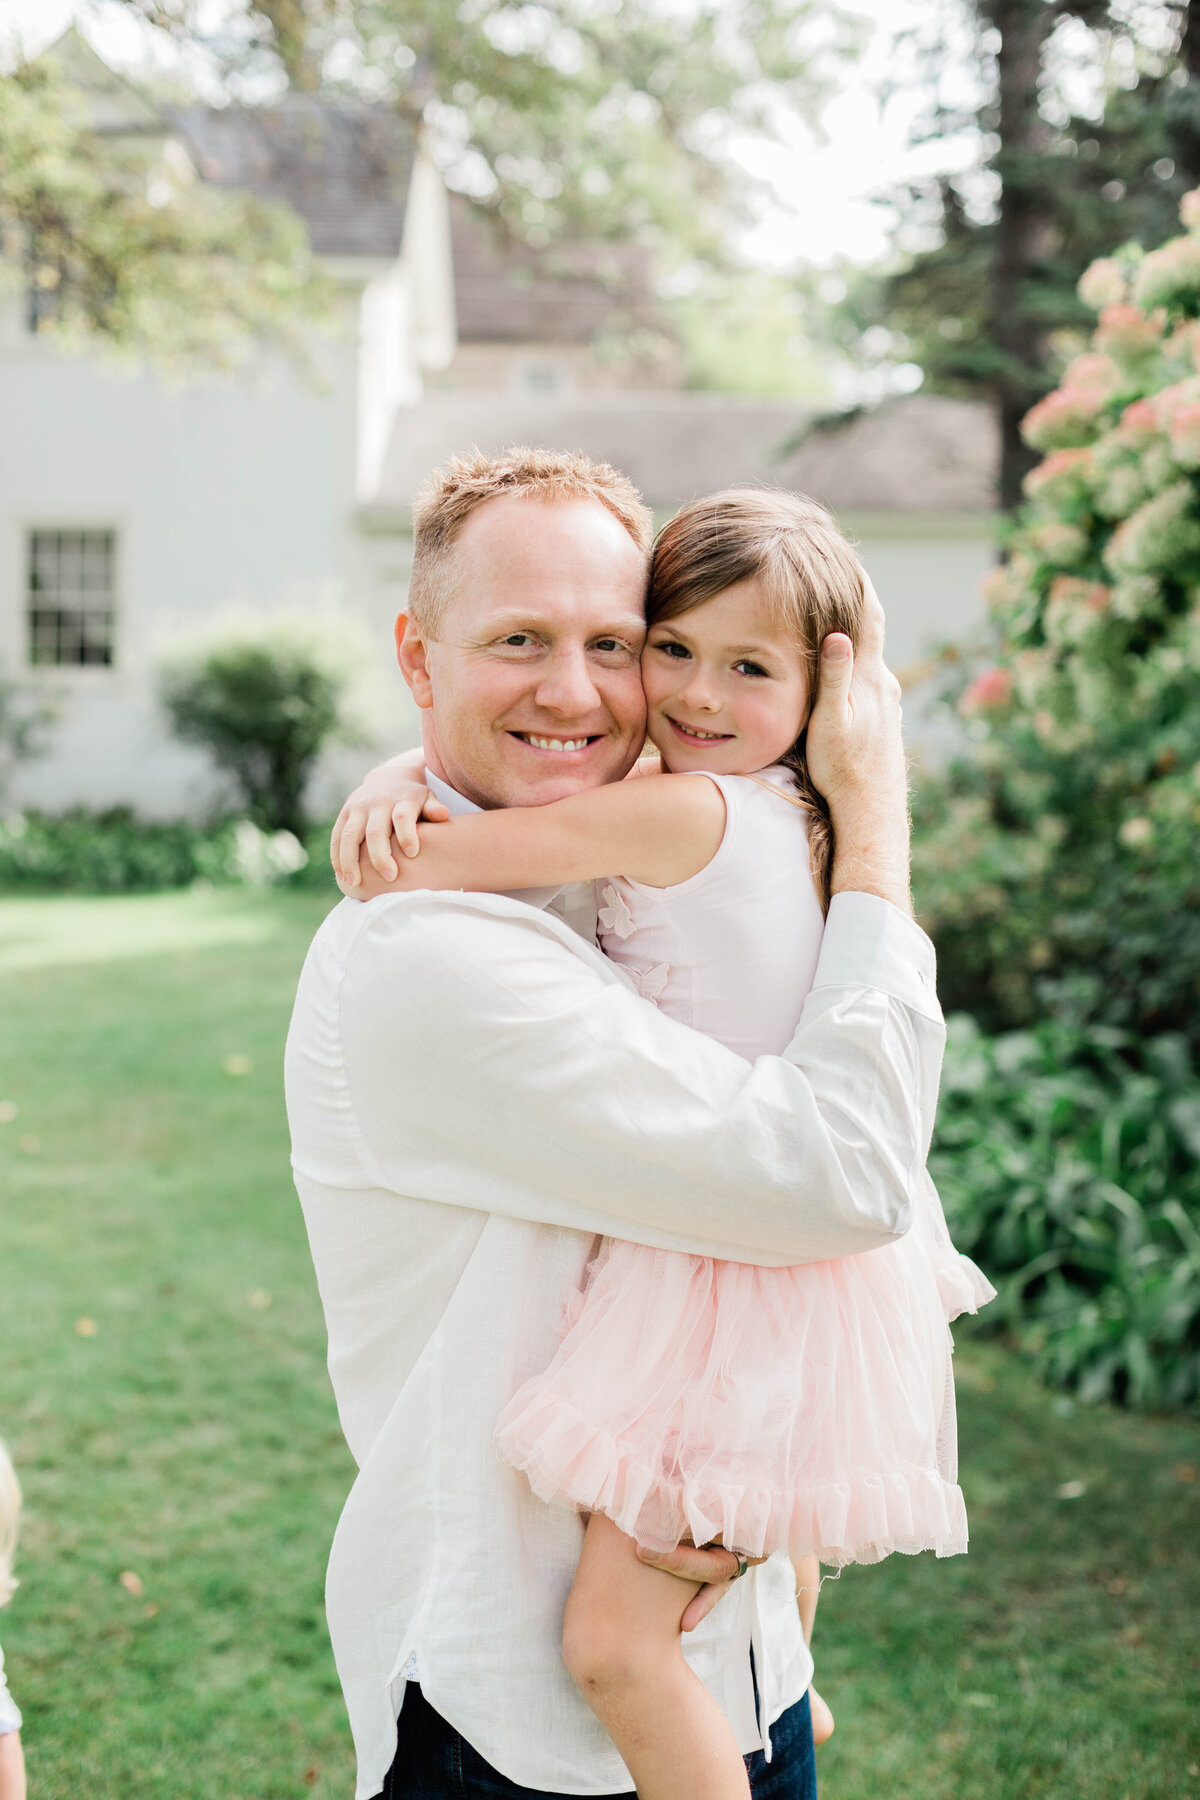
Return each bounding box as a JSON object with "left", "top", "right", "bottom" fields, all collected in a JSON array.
[{"left": 843, "top": 513, "right": 998, "bottom": 761}]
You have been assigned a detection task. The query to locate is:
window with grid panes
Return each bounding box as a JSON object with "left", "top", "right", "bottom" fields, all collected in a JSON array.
[{"left": 27, "top": 530, "right": 117, "bottom": 667}]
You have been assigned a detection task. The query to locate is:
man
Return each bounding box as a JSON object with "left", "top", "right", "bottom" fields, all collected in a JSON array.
[{"left": 286, "top": 447, "right": 940, "bottom": 1800}]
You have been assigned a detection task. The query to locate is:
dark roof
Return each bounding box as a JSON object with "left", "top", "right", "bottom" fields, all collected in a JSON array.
[
  {"left": 174, "top": 98, "right": 416, "bottom": 259},
  {"left": 370, "top": 391, "right": 999, "bottom": 515},
  {"left": 450, "top": 195, "right": 659, "bottom": 344}
]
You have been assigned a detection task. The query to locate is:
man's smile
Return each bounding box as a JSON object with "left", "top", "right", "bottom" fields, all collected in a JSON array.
[{"left": 509, "top": 732, "right": 605, "bottom": 754}]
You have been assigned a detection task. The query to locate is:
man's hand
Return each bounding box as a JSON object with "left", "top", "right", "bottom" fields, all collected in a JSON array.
[
  {"left": 805, "top": 579, "right": 912, "bottom": 915},
  {"left": 330, "top": 751, "right": 450, "bottom": 888},
  {"left": 634, "top": 1542, "right": 766, "bottom": 1633}
]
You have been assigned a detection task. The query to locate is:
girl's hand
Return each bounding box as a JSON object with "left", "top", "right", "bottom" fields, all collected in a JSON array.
[{"left": 330, "top": 751, "right": 451, "bottom": 888}]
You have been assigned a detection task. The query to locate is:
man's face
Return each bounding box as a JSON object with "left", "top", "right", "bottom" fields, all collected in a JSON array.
[{"left": 397, "top": 494, "right": 649, "bottom": 810}]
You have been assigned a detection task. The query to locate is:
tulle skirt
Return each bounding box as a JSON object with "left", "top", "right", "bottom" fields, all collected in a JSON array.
[{"left": 497, "top": 1175, "right": 995, "bottom": 1568}]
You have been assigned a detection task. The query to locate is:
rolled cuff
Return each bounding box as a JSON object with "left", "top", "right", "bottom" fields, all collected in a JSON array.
[{"left": 810, "top": 891, "right": 941, "bottom": 1024}]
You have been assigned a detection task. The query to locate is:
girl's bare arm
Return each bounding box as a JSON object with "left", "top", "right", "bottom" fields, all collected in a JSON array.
[{"left": 340, "top": 773, "right": 727, "bottom": 900}]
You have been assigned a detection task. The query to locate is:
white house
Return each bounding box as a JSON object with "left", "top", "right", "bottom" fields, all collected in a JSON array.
[
  {"left": 1, "top": 34, "right": 999, "bottom": 820},
  {"left": 0, "top": 31, "right": 453, "bottom": 817}
]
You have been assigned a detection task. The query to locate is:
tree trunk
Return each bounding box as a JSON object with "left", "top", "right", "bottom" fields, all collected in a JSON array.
[
  {"left": 985, "top": 0, "right": 1058, "bottom": 511},
  {"left": 1170, "top": 0, "right": 1200, "bottom": 187}
]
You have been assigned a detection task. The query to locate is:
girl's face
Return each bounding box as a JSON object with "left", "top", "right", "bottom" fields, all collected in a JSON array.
[{"left": 641, "top": 578, "right": 811, "bottom": 776}]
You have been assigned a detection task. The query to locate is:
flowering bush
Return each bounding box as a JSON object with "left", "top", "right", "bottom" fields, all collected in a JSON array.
[
  {"left": 915, "top": 196, "right": 1200, "bottom": 1410},
  {"left": 915, "top": 188, "right": 1200, "bottom": 1060}
]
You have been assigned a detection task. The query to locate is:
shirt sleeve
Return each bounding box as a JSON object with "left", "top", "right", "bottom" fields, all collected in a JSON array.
[{"left": 335, "top": 889, "right": 944, "bottom": 1267}]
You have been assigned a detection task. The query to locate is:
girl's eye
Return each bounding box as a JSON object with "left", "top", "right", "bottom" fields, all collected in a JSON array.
[
  {"left": 652, "top": 640, "right": 690, "bottom": 659},
  {"left": 734, "top": 659, "right": 769, "bottom": 678}
]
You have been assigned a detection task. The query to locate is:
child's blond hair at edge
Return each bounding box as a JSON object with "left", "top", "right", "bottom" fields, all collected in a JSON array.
[
  {"left": 0, "top": 1442, "right": 20, "bottom": 1607},
  {"left": 648, "top": 487, "right": 867, "bottom": 911}
]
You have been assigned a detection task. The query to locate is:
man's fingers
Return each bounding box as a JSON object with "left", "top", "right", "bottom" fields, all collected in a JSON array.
[
  {"left": 635, "top": 1542, "right": 741, "bottom": 1585},
  {"left": 812, "top": 634, "right": 854, "bottom": 715},
  {"left": 680, "top": 1579, "right": 732, "bottom": 1633},
  {"left": 858, "top": 577, "right": 886, "bottom": 659}
]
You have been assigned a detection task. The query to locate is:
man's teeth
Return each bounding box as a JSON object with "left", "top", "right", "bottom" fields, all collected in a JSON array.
[{"left": 522, "top": 735, "right": 590, "bottom": 752}]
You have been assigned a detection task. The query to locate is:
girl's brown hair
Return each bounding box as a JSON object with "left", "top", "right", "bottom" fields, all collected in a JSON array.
[{"left": 648, "top": 488, "right": 867, "bottom": 910}]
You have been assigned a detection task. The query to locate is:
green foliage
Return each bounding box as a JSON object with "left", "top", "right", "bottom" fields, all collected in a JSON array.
[
  {"left": 845, "top": 2, "right": 1200, "bottom": 504},
  {"left": 160, "top": 634, "right": 349, "bottom": 837},
  {"left": 932, "top": 1018, "right": 1200, "bottom": 1413},
  {"left": 119, "top": 0, "right": 844, "bottom": 268},
  {"left": 913, "top": 190, "right": 1200, "bottom": 1054},
  {"left": 0, "top": 808, "right": 332, "bottom": 894},
  {"left": 0, "top": 54, "right": 332, "bottom": 373},
  {"left": 670, "top": 267, "right": 834, "bottom": 398}
]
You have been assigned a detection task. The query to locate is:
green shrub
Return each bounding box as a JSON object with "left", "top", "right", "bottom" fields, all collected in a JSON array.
[
  {"left": 160, "top": 634, "right": 347, "bottom": 837},
  {"left": 0, "top": 808, "right": 334, "bottom": 894},
  {"left": 932, "top": 1017, "right": 1200, "bottom": 1413}
]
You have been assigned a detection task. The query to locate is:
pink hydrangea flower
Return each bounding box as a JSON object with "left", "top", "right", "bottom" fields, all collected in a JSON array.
[
  {"left": 1170, "top": 402, "right": 1200, "bottom": 468},
  {"left": 980, "top": 564, "right": 1018, "bottom": 609},
  {"left": 1031, "top": 520, "right": 1088, "bottom": 564},
  {"left": 1049, "top": 576, "right": 1110, "bottom": 613},
  {"left": 1022, "top": 354, "right": 1122, "bottom": 450},
  {"left": 1118, "top": 398, "right": 1159, "bottom": 444},
  {"left": 1077, "top": 258, "right": 1126, "bottom": 311},
  {"left": 1094, "top": 304, "right": 1165, "bottom": 357},
  {"left": 1023, "top": 447, "right": 1094, "bottom": 500},
  {"left": 1134, "top": 235, "right": 1200, "bottom": 310},
  {"left": 958, "top": 667, "right": 1013, "bottom": 715}
]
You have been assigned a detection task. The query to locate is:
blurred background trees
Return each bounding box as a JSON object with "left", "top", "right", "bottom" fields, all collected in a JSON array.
[
  {"left": 841, "top": 0, "right": 1200, "bottom": 506},
  {"left": 0, "top": 52, "right": 330, "bottom": 371}
]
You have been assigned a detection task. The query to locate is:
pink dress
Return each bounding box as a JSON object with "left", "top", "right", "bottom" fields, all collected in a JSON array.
[{"left": 496, "top": 769, "right": 995, "bottom": 1567}]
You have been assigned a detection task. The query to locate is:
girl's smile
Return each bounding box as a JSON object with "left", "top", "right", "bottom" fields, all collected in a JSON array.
[{"left": 641, "top": 578, "right": 812, "bottom": 777}]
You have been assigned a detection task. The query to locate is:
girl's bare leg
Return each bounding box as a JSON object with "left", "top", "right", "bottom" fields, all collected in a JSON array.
[
  {"left": 562, "top": 1513, "right": 750, "bottom": 1800},
  {"left": 0, "top": 1732, "right": 26, "bottom": 1800},
  {"left": 793, "top": 1554, "right": 834, "bottom": 1745}
]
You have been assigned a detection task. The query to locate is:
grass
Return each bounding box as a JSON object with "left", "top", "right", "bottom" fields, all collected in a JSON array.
[{"left": 1, "top": 887, "right": 1197, "bottom": 1798}]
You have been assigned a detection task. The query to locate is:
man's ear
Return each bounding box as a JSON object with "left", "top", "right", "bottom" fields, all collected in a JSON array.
[{"left": 395, "top": 613, "right": 434, "bottom": 710}]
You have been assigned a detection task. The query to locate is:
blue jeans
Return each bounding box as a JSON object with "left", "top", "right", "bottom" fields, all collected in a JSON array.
[{"left": 377, "top": 1681, "right": 817, "bottom": 1799}]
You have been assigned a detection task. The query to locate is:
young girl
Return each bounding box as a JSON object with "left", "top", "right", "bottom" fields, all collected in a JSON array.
[
  {"left": 336, "top": 489, "right": 993, "bottom": 1798},
  {"left": 0, "top": 1443, "right": 25, "bottom": 1800}
]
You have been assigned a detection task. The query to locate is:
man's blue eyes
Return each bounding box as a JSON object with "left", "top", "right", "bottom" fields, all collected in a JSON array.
[{"left": 498, "top": 636, "right": 632, "bottom": 652}]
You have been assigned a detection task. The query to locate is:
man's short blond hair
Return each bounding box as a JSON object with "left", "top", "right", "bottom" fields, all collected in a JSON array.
[{"left": 408, "top": 446, "right": 653, "bottom": 634}]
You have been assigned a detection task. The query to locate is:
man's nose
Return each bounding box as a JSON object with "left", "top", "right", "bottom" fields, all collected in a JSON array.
[{"left": 534, "top": 647, "right": 602, "bottom": 718}]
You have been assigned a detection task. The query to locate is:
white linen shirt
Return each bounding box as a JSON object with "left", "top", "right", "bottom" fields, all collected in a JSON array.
[{"left": 285, "top": 780, "right": 945, "bottom": 1799}]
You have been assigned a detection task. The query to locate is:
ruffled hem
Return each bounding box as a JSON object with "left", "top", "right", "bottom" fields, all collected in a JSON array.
[
  {"left": 497, "top": 1391, "right": 969, "bottom": 1568},
  {"left": 935, "top": 1251, "right": 997, "bottom": 1323}
]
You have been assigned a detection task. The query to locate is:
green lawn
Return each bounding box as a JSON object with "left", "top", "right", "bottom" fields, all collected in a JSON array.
[{"left": 1, "top": 888, "right": 1197, "bottom": 1799}]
